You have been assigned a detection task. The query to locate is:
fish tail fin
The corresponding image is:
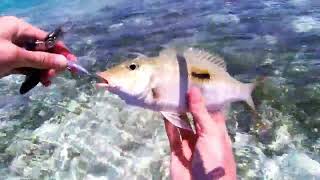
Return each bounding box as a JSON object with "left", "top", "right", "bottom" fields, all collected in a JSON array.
[
  {"left": 245, "top": 94, "right": 256, "bottom": 111},
  {"left": 243, "top": 82, "right": 256, "bottom": 111},
  {"left": 243, "top": 82, "right": 261, "bottom": 134},
  {"left": 244, "top": 76, "right": 266, "bottom": 111},
  {"left": 243, "top": 77, "right": 271, "bottom": 136}
]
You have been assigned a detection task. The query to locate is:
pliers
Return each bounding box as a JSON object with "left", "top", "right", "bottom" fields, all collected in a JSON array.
[{"left": 20, "top": 24, "right": 91, "bottom": 94}]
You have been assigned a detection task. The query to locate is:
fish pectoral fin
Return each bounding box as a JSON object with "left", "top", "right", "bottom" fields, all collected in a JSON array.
[
  {"left": 137, "top": 77, "right": 160, "bottom": 103},
  {"left": 137, "top": 87, "right": 152, "bottom": 100},
  {"left": 161, "top": 111, "right": 193, "bottom": 131}
]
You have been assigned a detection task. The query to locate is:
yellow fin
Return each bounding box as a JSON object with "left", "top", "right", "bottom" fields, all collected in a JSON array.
[{"left": 184, "top": 48, "right": 226, "bottom": 70}]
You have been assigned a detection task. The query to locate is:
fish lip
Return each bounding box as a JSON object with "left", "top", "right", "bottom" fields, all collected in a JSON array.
[
  {"left": 95, "top": 83, "right": 109, "bottom": 88},
  {"left": 96, "top": 72, "right": 109, "bottom": 84},
  {"left": 95, "top": 72, "right": 111, "bottom": 89}
]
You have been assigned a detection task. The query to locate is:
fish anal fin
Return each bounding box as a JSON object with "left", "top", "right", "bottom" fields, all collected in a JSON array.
[{"left": 161, "top": 112, "right": 193, "bottom": 131}]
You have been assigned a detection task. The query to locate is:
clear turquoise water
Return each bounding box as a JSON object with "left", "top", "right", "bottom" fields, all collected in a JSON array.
[{"left": 0, "top": 0, "right": 320, "bottom": 179}]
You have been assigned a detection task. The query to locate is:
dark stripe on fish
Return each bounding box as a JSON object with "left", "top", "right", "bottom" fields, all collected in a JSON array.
[
  {"left": 190, "top": 66, "right": 212, "bottom": 82},
  {"left": 191, "top": 72, "right": 211, "bottom": 79},
  {"left": 176, "top": 53, "right": 189, "bottom": 110}
]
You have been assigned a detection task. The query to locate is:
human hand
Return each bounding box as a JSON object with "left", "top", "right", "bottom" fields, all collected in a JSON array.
[
  {"left": 163, "top": 87, "right": 236, "bottom": 180},
  {"left": 0, "top": 16, "right": 76, "bottom": 86}
]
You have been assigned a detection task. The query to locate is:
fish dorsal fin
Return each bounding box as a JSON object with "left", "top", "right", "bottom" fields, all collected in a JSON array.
[
  {"left": 130, "top": 52, "right": 147, "bottom": 59},
  {"left": 184, "top": 48, "right": 227, "bottom": 70},
  {"left": 159, "top": 48, "right": 178, "bottom": 58}
]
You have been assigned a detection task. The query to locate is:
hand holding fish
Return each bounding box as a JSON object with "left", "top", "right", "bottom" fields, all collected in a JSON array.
[
  {"left": 0, "top": 16, "right": 76, "bottom": 86},
  {"left": 96, "top": 48, "right": 256, "bottom": 179},
  {"left": 164, "top": 87, "right": 236, "bottom": 180}
]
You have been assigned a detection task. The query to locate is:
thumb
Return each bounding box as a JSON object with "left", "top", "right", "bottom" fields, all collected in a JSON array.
[
  {"left": 15, "top": 47, "right": 67, "bottom": 70},
  {"left": 188, "top": 87, "right": 212, "bottom": 134}
]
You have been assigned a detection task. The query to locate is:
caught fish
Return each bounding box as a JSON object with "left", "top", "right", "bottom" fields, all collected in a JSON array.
[{"left": 96, "top": 48, "right": 257, "bottom": 131}]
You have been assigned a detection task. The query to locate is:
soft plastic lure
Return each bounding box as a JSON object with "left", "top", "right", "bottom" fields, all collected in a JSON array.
[{"left": 67, "top": 61, "right": 90, "bottom": 76}]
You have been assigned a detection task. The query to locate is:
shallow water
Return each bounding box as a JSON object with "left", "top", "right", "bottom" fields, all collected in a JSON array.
[{"left": 1, "top": 0, "right": 320, "bottom": 179}]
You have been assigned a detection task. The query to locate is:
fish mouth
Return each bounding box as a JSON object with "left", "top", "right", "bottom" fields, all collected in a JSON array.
[{"left": 96, "top": 72, "right": 109, "bottom": 88}]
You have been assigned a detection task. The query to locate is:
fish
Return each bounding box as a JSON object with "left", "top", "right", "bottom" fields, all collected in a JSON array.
[{"left": 96, "top": 48, "right": 256, "bottom": 131}]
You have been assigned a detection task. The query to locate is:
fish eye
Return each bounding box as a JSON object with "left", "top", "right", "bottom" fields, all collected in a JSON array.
[{"left": 128, "top": 63, "right": 139, "bottom": 71}]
